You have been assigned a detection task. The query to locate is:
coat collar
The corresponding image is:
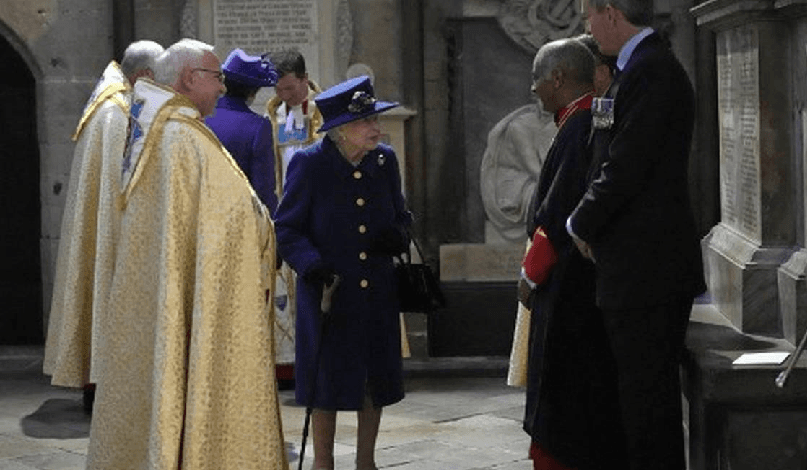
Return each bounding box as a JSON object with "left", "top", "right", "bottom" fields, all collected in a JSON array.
[
  {"left": 321, "top": 136, "right": 385, "bottom": 180},
  {"left": 619, "top": 30, "right": 664, "bottom": 76},
  {"left": 616, "top": 27, "right": 654, "bottom": 72},
  {"left": 215, "top": 95, "right": 253, "bottom": 113}
]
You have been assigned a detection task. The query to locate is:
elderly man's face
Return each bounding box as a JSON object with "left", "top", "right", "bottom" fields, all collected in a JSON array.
[
  {"left": 187, "top": 51, "right": 226, "bottom": 118},
  {"left": 531, "top": 55, "right": 558, "bottom": 114},
  {"left": 582, "top": 0, "right": 619, "bottom": 56}
]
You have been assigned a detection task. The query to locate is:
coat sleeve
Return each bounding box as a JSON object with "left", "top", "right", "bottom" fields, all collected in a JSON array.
[
  {"left": 385, "top": 148, "right": 413, "bottom": 229},
  {"left": 533, "top": 120, "right": 591, "bottom": 250},
  {"left": 273, "top": 149, "right": 321, "bottom": 277}
]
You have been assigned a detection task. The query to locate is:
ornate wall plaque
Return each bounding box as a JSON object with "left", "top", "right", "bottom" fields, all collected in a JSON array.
[
  {"left": 213, "top": 0, "right": 319, "bottom": 58},
  {"left": 497, "top": 0, "right": 583, "bottom": 54},
  {"left": 716, "top": 24, "right": 761, "bottom": 243}
]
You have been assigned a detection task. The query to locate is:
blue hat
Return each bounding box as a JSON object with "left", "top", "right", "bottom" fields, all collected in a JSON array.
[
  {"left": 222, "top": 49, "right": 278, "bottom": 88},
  {"left": 315, "top": 76, "right": 399, "bottom": 132}
]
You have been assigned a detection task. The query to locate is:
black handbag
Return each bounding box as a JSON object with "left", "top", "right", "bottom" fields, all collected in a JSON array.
[{"left": 395, "top": 230, "right": 445, "bottom": 314}]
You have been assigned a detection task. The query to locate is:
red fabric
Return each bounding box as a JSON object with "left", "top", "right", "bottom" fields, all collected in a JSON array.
[
  {"left": 554, "top": 92, "right": 594, "bottom": 129},
  {"left": 523, "top": 227, "right": 558, "bottom": 285},
  {"left": 529, "top": 442, "right": 577, "bottom": 470},
  {"left": 275, "top": 364, "right": 294, "bottom": 381}
]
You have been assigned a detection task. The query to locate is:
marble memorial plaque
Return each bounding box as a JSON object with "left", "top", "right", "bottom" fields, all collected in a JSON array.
[
  {"left": 716, "top": 25, "right": 761, "bottom": 243},
  {"left": 212, "top": 0, "right": 320, "bottom": 80}
]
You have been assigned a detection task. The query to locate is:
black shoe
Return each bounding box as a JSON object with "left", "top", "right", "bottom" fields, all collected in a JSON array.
[
  {"left": 82, "top": 384, "right": 96, "bottom": 414},
  {"left": 277, "top": 378, "right": 296, "bottom": 391}
]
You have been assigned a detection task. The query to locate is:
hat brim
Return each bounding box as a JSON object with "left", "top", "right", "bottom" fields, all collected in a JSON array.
[
  {"left": 318, "top": 101, "right": 400, "bottom": 133},
  {"left": 223, "top": 69, "right": 275, "bottom": 88}
]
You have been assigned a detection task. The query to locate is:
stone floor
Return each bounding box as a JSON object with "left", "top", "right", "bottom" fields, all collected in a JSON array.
[{"left": 0, "top": 350, "right": 532, "bottom": 470}]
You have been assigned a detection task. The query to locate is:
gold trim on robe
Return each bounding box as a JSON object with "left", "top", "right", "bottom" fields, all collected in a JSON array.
[
  {"left": 86, "top": 79, "right": 287, "bottom": 470},
  {"left": 43, "top": 61, "right": 131, "bottom": 387}
]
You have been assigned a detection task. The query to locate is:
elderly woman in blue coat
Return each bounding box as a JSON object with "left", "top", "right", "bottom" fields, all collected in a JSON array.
[{"left": 274, "top": 75, "right": 410, "bottom": 470}]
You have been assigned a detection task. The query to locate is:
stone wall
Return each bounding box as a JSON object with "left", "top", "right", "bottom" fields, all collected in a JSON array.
[
  {"left": 0, "top": 0, "right": 115, "bottom": 332},
  {"left": 687, "top": 2, "right": 807, "bottom": 468},
  {"left": 0, "top": 0, "right": 713, "bottom": 353}
]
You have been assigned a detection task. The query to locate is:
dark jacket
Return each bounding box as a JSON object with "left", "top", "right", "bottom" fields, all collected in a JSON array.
[
  {"left": 569, "top": 32, "right": 706, "bottom": 309},
  {"left": 274, "top": 136, "right": 410, "bottom": 410},
  {"left": 205, "top": 95, "right": 278, "bottom": 212},
  {"left": 524, "top": 109, "right": 626, "bottom": 469}
]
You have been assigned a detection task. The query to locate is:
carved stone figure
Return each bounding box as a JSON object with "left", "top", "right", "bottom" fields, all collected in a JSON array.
[
  {"left": 480, "top": 104, "right": 556, "bottom": 243},
  {"left": 497, "top": 0, "right": 583, "bottom": 54}
]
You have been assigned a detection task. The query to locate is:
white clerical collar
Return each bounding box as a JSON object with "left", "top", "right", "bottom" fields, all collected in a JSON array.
[
  {"left": 284, "top": 102, "right": 306, "bottom": 133},
  {"left": 616, "top": 27, "right": 654, "bottom": 72}
]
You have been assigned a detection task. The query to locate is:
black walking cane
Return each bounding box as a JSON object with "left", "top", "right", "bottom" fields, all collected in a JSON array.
[
  {"left": 298, "top": 274, "right": 340, "bottom": 470},
  {"left": 775, "top": 325, "right": 807, "bottom": 388}
]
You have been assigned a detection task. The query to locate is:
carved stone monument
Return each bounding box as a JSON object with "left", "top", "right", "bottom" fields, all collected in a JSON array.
[
  {"left": 479, "top": 104, "right": 556, "bottom": 244},
  {"left": 188, "top": 0, "right": 352, "bottom": 105},
  {"left": 431, "top": 0, "right": 582, "bottom": 357},
  {"left": 700, "top": 17, "right": 795, "bottom": 337},
  {"left": 440, "top": 0, "right": 582, "bottom": 286},
  {"left": 687, "top": 2, "right": 807, "bottom": 469}
]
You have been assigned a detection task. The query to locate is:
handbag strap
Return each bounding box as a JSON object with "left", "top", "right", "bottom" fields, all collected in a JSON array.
[{"left": 404, "top": 225, "right": 427, "bottom": 264}]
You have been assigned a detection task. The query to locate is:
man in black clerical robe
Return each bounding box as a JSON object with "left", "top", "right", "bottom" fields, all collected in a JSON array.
[{"left": 520, "top": 37, "right": 626, "bottom": 470}]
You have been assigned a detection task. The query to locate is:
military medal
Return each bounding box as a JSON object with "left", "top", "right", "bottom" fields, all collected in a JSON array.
[{"left": 592, "top": 97, "right": 615, "bottom": 129}]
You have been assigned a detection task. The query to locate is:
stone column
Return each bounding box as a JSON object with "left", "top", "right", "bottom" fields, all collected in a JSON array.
[{"left": 692, "top": 0, "right": 798, "bottom": 338}]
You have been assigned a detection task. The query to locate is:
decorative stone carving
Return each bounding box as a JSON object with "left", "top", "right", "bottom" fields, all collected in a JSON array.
[
  {"left": 480, "top": 104, "right": 556, "bottom": 243},
  {"left": 180, "top": 0, "right": 198, "bottom": 39},
  {"left": 497, "top": 0, "right": 583, "bottom": 54},
  {"left": 336, "top": 0, "right": 353, "bottom": 78}
]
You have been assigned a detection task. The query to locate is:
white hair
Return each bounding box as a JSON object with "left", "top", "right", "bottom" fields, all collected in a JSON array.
[
  {"left": 153, "top": 38, "right": 215, "bottom": 87},
  {"left": 533, "top": 38, "right": 595, "bottom": 86},
  {"left": 120, "top": 40, "right": 164, "bottom": 78}
]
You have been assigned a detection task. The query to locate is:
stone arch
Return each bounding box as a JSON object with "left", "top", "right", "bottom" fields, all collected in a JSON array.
[{"left": 0, "top": 21, "right": 44, "bottom": 344}]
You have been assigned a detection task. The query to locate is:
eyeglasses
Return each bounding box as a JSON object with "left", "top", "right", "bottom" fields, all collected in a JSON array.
[{"left": 193, "top": 68, "right": 225, "bottom": 84}]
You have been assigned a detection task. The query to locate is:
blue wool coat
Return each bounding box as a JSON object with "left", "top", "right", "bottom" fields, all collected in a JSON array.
[
  {"left": 274, "top": 136, "right": 410, "bottom": 410},
  {"left": 205, "top": 96, "right": 278, "bottom": 212}
]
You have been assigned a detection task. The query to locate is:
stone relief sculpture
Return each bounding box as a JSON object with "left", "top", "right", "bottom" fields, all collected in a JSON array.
[
  {"left": 480, "top": 104, "right": 556, "bottom": 243},
  {"left": 479, "top": 0, "right": 584, "bottom": 242},
  {"left": 180, "top": 0, "right": 197, "bottom": 38},
  {"left": 497, "top": 0, "right": 583, "bottom": 54},
  {"left": 336, "top": 0, "right": 353, "bottom": 78}
]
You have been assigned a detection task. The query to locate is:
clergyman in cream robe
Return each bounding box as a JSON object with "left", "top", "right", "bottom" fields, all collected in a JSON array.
[
  {"left": 85, "top": 78, "right": 287, "bottom": 470},
  {"left": 43, "top": 60, "right": 130, "bottom": 387}
]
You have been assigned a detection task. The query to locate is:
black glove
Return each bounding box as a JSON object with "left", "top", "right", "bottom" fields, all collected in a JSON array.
[
  {"left": 303, "top": 260, "right": 337, "bottom": 288},
  {"left": 369, "top": 226, "right": 409, "bottom": 256}
]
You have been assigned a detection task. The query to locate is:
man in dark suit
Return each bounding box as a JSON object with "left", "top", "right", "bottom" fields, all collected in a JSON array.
[
  {"left": 520, "top": 37, "right": 626, "bottom": 470},
  {"left": 568, "top": 1, "right": 707, "bottom": 469}
]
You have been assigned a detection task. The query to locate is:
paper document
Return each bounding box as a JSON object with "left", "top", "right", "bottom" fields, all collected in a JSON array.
[{"left": 732, "top": 352, "right": 790, "bottom": 365}]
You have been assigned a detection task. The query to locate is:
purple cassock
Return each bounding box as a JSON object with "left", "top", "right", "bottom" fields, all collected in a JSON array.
[{"left": 205, "top": 95, "right": 278, "bottom": 213}]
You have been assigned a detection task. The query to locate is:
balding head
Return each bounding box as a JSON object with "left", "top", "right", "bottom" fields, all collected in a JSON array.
[
  {"left": 120, "top": 40, "right": 164, "bottom": 85},
  {"left": 531, "top": 38, "right": 595, "bottom": 114}
]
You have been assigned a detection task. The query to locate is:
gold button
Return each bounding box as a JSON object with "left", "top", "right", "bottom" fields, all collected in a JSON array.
[
  {"left": 353, "top": 170, "right": 362, "bottom": 179},
  {"left": 356, "top": 198, "right": 365, "bottom": 207},
  {"left": 358, "top": 224, "right": 367, "bottom": 234},
  {"left": 360, "top": 279, "right": 369, "bottom": 288},
  {"left": 359, "top": 252, "right": 367, "bottom": 260}
]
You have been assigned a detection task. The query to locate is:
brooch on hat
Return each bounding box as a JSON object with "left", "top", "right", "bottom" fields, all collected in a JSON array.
[
  {"left": 378, "top": 153, "right": 386, "bottom": 166},
  {"left": 348, "top": 91, "right": 377, "bottom": 114}
]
